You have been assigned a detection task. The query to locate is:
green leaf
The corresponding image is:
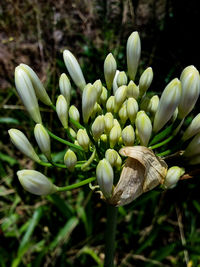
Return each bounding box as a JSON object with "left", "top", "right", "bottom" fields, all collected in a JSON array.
[
  {"left": 0, "top": 152, "right": 18, "bottom": 166},
  {"left": 0, "top": 117, "right": 19, "bottom": 124}
]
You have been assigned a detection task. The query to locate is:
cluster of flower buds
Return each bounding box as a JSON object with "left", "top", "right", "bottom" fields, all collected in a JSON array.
[{"left": 9, "top": 31, "right": 200, "bottom": 205}]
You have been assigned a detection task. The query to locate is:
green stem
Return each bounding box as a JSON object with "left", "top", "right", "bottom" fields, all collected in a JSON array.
[
  {"left": 81, "top": 148, "right": 96, "bottom": 170},
  {"left": 45, "top": 128, "right": 84, "bottom": 151},
  {"left": 65, "top": 127, "right": 75, "bottom": 141},
  {"left": 39, "top": 160, "right": 86, "bottom": 169},
  {"left": 70, "top": 118, "right": 85, "bottom": 129},
  {"left": 149, "top": 135, "right": 174, "bottom": 150},
  {"left": 156, "top": 149, "right": 172, "bottom": 157},
  {"left": 104, "top": 205, "right": 118, "bottom": 267},
  {"left": 57, "top": 177, "right": 96, "bottom": 192}
]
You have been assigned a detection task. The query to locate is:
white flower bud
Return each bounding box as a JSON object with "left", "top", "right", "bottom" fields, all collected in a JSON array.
[
  {"left": 82, "top": 83, "right": 97, "bottom": 123},
  {"left": 178, "top": 66, "right": 200, "bottom": 119},
  {"left": 127, "top": 97, "right": 139, "bottom": 123},
  {"left": 109, "top": 124, "right": 122, "bottom": 148},
  {"left": 34, "top": 124, "right": 51, "bottom": 161},
  {"left": 113, "top": 70, "right": 120, "bottom": 95},
  {"left": 127, "top": 80, "right": 139, "bottom": 99},
  {"left": 182, "top": 114, "right": 200, "bottom": 141},
  {"left": 127, "top": 31, "right": 141, "bottom": 81},
  {"left": 122, "top": 125, "right": 135, "bottom": 146},
  {"left": 63, "top": 50, "right": 86, "bottom": 91},
  {"left": 96, "top": 159, "right": 114, "bottom": 198},
  {"left": 56, "top": 95, "right": 68, "bottom": 128},
  {"left": 8, "top": 129, "right": 40, "bottom": 162},
  {"left": 184, "top": 133, "right": 200, "bottom": 157},
  {"left": 106, "top": 96, "right": 116, "bottom": 113},
  {"left": 17, "top": 170, "right": 57, "bottom": 195},
  {"left": 77, "top": 129, "right": 90, "bottom": 151},
  {"left": 69, "top": 105, "right": 80, "bottom": 122},
  {"left": 100, "top": 134, "right": 107, "bottom": 143},
  {"left": 118, "top": 102, "right": 128, "bottom": 124},
  {"left": 153, "top": 78, "right": 181, "bottom": 133},
  {"left": 117, "top": 71, "right": 128, "bottom": 87},
  {"left": 115, "top": 85, "right": 127, "bottom": 110},
  {"left": 91, "top": 115, "right": 105, "bottom": 140},
  {"left": 115, "top": 154, "right": 122, "bottom": 168},
  {"left": 59, "top": 73, "right": 71, "bottom": 105},
  {"left": 20, "top": 64, "right": 52, "bottom": 106},
  {"left": 15, "top": 66, "right": 42, "bottom": 123},
  {"left": 139, "top": 67, "right": 153, "bottom": 97},
  {"left": 91, "top": 103, "right": 102, "bottom": 119},
  {"left": 99, "top": 86, "right": 108, "bottom": 106},
  {"left": 69, "top": 127, "right": 77, "bottom": 139},
  {"left": 105, "top": 149, "right": 118, "bottom": 166},
  {"left": 93, "top": 79, "right": 102, "bottom": 98},
  {"left": 104, "top": 53, "right": 117, "bottom": 90},
  {"left": 163, "top": 166, "right": 185, "bottom": 189},
  {"left": 64, "top": 149, "right": 77, "bottom": 172},
  {"left": 104, "top": 112, "right": 114, "bottom": 133},
  {"left": 135, "top": 111, "right": 152, "bottom": 146},
  {"left": 147, "top": 95, "right": 159, "bottom": 117}
]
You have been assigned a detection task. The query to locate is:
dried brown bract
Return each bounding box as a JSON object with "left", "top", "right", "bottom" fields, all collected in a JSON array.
[{"left": 108, "top": 146, "right": 168, "bottom": 206}]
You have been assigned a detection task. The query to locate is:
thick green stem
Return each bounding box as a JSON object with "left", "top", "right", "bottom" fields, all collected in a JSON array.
[
  {"left": 104, "top": 205, "right": 118, "bottom": 267},
  {"left": 149, "top": 135, "right": 174, "bottom": 150},
  {"left": 57, "top": 177, "right": 96, "bottom": 192},
  {"left": 45, "top": 128, "right": 84, "bottom": 151}
]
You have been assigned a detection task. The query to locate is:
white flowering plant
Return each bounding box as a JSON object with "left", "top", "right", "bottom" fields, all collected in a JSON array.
[{"left": 9, "top": 31, "right": 200, "bottom": 266}]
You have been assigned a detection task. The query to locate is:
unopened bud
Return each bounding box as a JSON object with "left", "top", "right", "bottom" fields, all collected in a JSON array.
[
  {"left": 105, "top": 149, "right": 118, "bottom": 166},
  {"left": 127, "top": 97, "right": 138, "bottom": 123},
  {"left": 163, "top": 166, "right": 185, "bottom": 189},
  {"left": 100, "top": 86, "right": 108, "bottom": 106},
  {"left": 56, "top": 95, "right": 68, "bottom": 128},
  {"left": 115, "top": 154, "right": 122, "bottom": 169},
  {"left": 127, "top": 31, "right": 141, "bottom": 81},
  {"left": 117, "top": 71, "right": 128, "bottom": 87},
  {"left": 15, "top": 66, "right": 42, "bottom": 123},
  {"left": 64, "top": 149, "right": 77, "bottom": 172},
  {"left": 69, "top": 105, "right": 80, "bottom": 122},
  {"left": 109, "top": 124, "right": 122, "bottom": 148},
  {"left": 182, "top": 113, "right": 200, "bottom": 141},
  {"left": 115, "top": 85, "right": 127, "bottom": 110},
  {"left": 96, "top": 159, "right": 114, "bottom": 198},
  {"left": 119, "top": 102, "right": 128, "bottom": 124},
  {"left": 184, "top": 133, "right": 200, "bottom": 157},
  {"left": 178, "top": 66, "right": 200, "bottom": 119},
  {"left": 91, "top": 103, "right": 102, "bottom": 119},
  {"left": 63, "top": 50, "right": 86, "bottom": 90},
  {"left": 127, "top": 80, "right": 139, "bottom": 99},
  {"left": 100, "top": 134, "right": 107, "bottom": 143},
  {"left": 106, "top": 96, "right": 116, "bottom": 113},
  {"left": 20, "top": 64, "right": 52, "bottom": 106},
  {"left": 104, "top": 53, "right": 117, "bottom": 90},
  {"left": 17, "top": 170, "right": 57, "bottom": 195},
  {"left": 59, "top": 73, "right": 71, "bottom": 105},
  {"left": 82, "top": 83, "right": 97, "bottom": 123},
  {"left": 139, "top": 67, "right": 153, "bottom": 97},
  {"left": 147, "top": 95, "right": 159, "bottom": 117},
  {"left": 153, "top": 78, "right": 181, "bottom": 133},
  {"left": 91, "top": 115, "right": 105, "bottom": 140},
  {"left": 93, "top": 79, "right": 102, "bottom": 98},
  {"left": 122, "top": 125, "right": 135, "bottom": 146},
  {"left": 104, "top": 112, "right": 114, "bottom": 133},
  {"left": 69, "top": 127, "right": 77, "bottom": 139},
  {"left": 34, "top": 124, "right": 51, "bottom": 161},
  {"left": 135, "top": 111, "right": 152, "bottom": 146},
  {"left": 113, "top": 70, "right": 120, "bottom": 95},
  {"left": 77, "top": 129, "right": 90, "bottom": 151},
  {"left": 8, "top": 129, "right": 40, "bottom": 162}
]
